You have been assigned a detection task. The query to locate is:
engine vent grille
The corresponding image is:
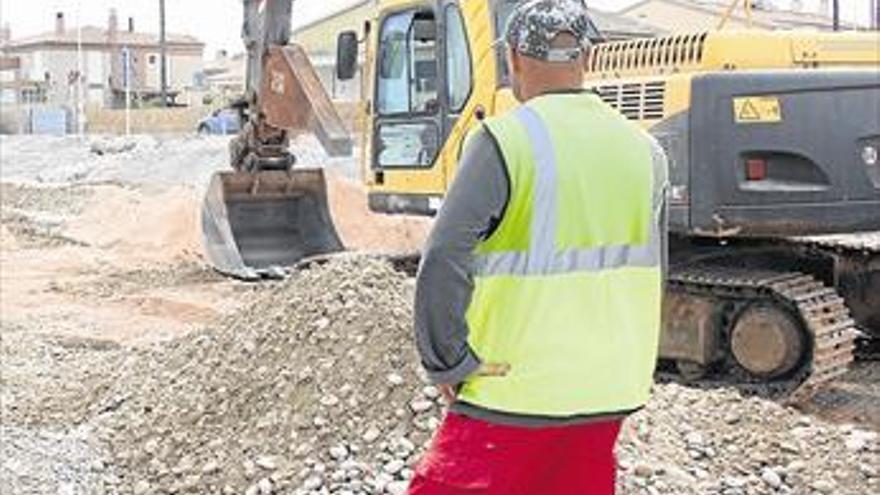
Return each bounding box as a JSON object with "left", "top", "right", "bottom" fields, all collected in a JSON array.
[
  {"left": 588, "top": 33, "right": 708, "bottom": 75},
  {"left": 596, "top": 81, "right": 666, "bottom": 121}
]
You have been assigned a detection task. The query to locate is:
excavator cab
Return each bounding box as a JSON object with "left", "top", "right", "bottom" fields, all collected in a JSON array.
[
  {"left": 335, "top": 0, "right": 601, "bottom": 216},
  {"left": 200, "top": 0, "right": 351, "bottom": 280}
]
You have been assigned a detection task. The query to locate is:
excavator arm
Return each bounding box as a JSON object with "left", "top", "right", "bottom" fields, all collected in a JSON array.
[{"left": 201, "top": 0, "right": 351, "bottom": 280}]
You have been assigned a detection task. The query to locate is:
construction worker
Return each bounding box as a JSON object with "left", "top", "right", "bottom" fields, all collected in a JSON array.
[{"left": 409, "top": 0, "right": 668, "bottom": 493}]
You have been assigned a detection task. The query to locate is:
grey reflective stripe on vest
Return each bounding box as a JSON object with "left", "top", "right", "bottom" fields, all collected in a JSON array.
[
  {"left": 521, "top": 105, "right": 558, "bottom": 274},
  {"left": 474, "top": 105, "right": 660, "bottom": 277}
]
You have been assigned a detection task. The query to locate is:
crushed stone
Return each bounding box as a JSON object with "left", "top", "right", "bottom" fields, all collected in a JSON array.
[
  {"left": 95, "top": 256, "right": 431, "bottom": 493},
  {"left": 82, "top": 256, "right": 877, "bottom": 494}
]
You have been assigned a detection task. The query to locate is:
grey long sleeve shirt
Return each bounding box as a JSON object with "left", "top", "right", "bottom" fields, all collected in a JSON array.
[
  {"left": 414, "top": 127, "right": 509, "bottom": 385},
  {"left": 414, "top": 122, "right": 669, "bottom": 426}
]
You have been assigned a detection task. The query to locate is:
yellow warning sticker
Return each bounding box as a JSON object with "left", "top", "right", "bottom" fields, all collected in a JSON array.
[{"left": 733, "top": 96, "right": 782, "bottom": 124}]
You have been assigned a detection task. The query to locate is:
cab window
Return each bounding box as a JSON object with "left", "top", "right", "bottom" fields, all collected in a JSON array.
[
  {"left": 377, "top": 122, "right": 439, "bottom": 167},
  {"left": 376, "top": 10, "right": 439, "bottom": 115},
  {"left": 375, "top": 9, "right": 440, "bottom": 169},
  {"left": 493, "top": 0, "right": 517, "bottom": 86},
  {"left": 445, "top": 4, "right": 472, "bottom": 112}
]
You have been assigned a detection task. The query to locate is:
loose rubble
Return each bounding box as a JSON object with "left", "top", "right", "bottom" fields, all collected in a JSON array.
[
  {"left": 2, "top": 134, "right": 878, "bottom": 494},
  {"left": 8, "top": 256, "right": 875, "bottom": 494},
  {"left": 0, "top": 425, "right": 116, "bottom": 494},
  {"left": 618, "top": 384, "right": 879, "bottom": 495},
  {"left": 95, "top": 256, "right": 436, "bottom": 494},
  {"left": 1, "top": 254, "right": 878, "bottom": 494}
]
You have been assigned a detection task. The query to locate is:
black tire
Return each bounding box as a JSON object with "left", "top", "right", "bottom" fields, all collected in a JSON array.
[{"left": 197, "top": 124, "right": 211, "bottom": 135}]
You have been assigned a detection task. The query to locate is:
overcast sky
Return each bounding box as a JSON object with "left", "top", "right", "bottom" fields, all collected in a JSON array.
[{"left": 0, "top": 0, "right": 871, "bottom": 58}]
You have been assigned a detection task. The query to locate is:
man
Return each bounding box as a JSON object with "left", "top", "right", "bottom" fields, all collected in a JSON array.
[{"left": 409, "top": 1, "right": 668, "bottom": 494}]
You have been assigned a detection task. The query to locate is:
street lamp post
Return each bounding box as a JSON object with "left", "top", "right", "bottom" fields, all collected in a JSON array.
[{"left": 159, "top": 0, "right": 168, "bottom": 107}]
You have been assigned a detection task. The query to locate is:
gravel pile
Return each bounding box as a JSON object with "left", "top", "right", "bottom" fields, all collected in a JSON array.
[
  {"left": 0, "top": 134, "right": 227, "bottom": 187},
  {"left": 2, "top": 253, "right": 878, "bottom": 494},
  {"left": 0, "top": 133, "right": 358, "bottom": 188},
  {"left": 0, "top": 182, "right": 94, "bottom": 216},
  {"left": 1, "top": 326, "right": 124, "bottom": 494},
  {"left": 96, "top": 256, "right": 435, "bottom": 494},
  {"left": 1, "top": 326, "right": 123, "bottom": 428},
  {"left": 86, "top": 255, "right": 876, "bottom": 495},
  {"left": 0, "top": 424, "right": 116, "bottom": 495},
  {"left": 618, "top": 384, "right": 879, "bottom": 495}
]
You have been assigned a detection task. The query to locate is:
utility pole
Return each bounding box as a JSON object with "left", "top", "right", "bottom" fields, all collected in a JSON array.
[
  {"left": 124, "top": 46, "right": 131, "bottom": 135},
  {"left": 76, "top": 1, "right": 85, "bottom": 136},
  {"left": 159, "top": 0, "right": 168, "bottom": 107},
  {"left": 832, "top": 0, "right": 840, "bottom": 31},
  {"left": 873, "top": 0, "right": 880, "bottom": 30}
]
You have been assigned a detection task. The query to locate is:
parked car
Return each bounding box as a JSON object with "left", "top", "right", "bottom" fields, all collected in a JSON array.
[{"left": 197, "top": 108, "right": 241, "bottom": 135}]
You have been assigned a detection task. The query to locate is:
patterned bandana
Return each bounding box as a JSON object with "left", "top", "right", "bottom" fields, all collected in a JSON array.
[{"left": 505, "top": 0, "right": 592, "bottom": 62}]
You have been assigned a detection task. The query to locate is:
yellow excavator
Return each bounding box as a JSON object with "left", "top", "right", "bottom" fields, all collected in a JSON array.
[
  {"left": 331, "top": 0, "right": 880, "bottom": 398},
  {"left": 202, "top": 0, "right": 880, "bottom": 398}
]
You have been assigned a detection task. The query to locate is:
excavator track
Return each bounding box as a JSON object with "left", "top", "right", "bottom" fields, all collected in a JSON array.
[{"left": 666, "top": 267, "right": 858, "bottom": 402}]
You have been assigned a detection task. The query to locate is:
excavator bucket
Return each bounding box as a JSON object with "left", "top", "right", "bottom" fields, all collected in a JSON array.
[
  {"left": 200, "top": 42, "right": 353, "bottom": 279},
  {"left": 201, "top": 168, "right": 344, "bottom": 280}
]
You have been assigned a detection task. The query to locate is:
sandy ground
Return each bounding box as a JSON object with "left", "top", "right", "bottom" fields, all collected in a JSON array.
[
  {"left": 0, "top": 134, "right": 432, "bottom": 493},
  {"left": 0, "top": 134, "right": 877, "bottom": 494},
  {"left": 0, "top": 134, "right": 430, "bottom": 346}
]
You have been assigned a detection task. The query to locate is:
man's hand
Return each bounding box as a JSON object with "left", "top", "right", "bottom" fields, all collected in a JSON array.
[{"left": 437, "top": 362, "right": 511, "bottom": 405}]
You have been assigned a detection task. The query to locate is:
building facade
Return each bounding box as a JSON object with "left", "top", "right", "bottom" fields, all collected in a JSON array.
[
  {"left": 0, "top": 10, "right": 204, "bottom": 109},
  {"left": 292, "top": 0, "right": 375, "bottom": 101},
  {"left": 197, "top": 51, "right": 248, "bottom": 106}
]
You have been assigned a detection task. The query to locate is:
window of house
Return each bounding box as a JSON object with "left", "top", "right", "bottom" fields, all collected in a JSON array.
[
  {"left": 445, "top": 4, "right": 472, "bottom": 112},
  {"left": 87, "top": 51, "right": 103, "bottom": 85},
  {"left": 148, "top": 54, "right": 157, "bottom": 65},
  {"left": 21, "top": 86, "right": 47, "bottom": 104}
]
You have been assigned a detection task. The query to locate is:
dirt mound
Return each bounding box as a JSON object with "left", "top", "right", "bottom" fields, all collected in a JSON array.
[
  {"left": 326, "top": 172, "right": 431, "bottom": 254},
  {"left": 64, "top": 185, "right": 202, "bottom": 265},
  {"left": 91, "top": 256, "right": 879, "bottom": 495},
  {"left": 97, "top": 256, "right": 434, "bottom": 494}
]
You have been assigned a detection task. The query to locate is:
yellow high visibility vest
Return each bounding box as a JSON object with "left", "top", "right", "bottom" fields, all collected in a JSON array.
[{"left": 458, "top": 92, "right": 664, "bottom": 418}]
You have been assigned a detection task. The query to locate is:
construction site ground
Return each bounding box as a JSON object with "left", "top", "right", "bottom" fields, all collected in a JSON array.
[{"left": 0, "top": 134, "right": 877, "bottom": 495}]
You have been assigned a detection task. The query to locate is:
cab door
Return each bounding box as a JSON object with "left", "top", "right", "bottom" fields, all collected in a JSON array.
[
  {"left": 369, "top": 6, "right": 445, "bottom": 212},
  {"left": 367, "top": 0, "right": 479, "bottom": 215}
]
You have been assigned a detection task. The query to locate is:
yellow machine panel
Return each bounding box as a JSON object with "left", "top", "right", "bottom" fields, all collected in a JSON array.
[{"left": 357, "top": 0, "right": 880, "bottom": 214}]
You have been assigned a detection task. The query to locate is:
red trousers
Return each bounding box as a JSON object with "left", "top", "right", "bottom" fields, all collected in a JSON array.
[{"left": 407, "top": 412, "right": 622, "bottom": 495}]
